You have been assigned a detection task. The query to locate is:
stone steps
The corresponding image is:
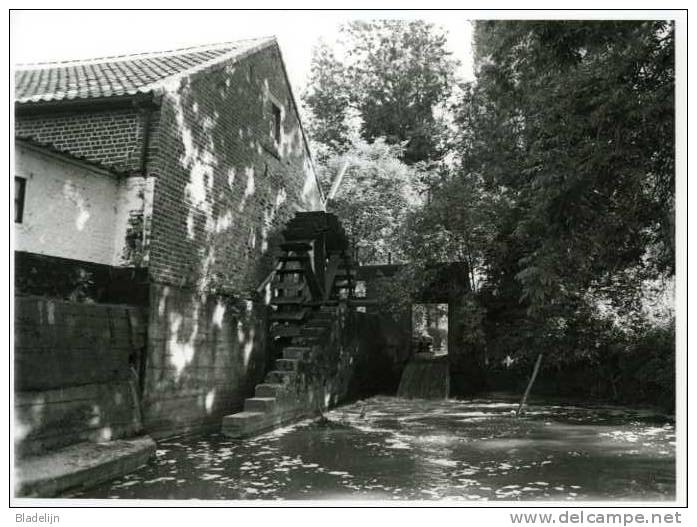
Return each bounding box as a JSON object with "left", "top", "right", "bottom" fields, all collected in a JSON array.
[
  {"left": 221, "top": 411, "right": 267, "bottom": 438},
  {"left": 276, "top": 358, "right": 300, "bottom": 371},
  {"left": 222, "top": 242, "right": 348, "bottom": 439},
  {"left": 221, "top": 405, "right": 310, "bottom": 439},
  {"left": 265, "top": 370, "right": 297, "bottom": 385},
  {"left": 255, "top": 383, "right": 286, "bottom": 398},
  {"left": 244, "top": 397, "right": 276, "bottom": 413},
  {"left": 283, "top": 346, "right": 311, "bottom": 360}
]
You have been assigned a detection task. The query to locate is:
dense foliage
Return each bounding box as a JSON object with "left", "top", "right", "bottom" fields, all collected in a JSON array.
[
  {"left": 303, "top": 20, "right": 676, "bottom": 409},
  {"left": 304, "top": 20, "right": 459, "bottom": 163},
  {"left": 460, "top": 20, "right": 674, "bottom": 316},
  {"left": 316, "top": 137, "right": 421, "bottom": 264}
]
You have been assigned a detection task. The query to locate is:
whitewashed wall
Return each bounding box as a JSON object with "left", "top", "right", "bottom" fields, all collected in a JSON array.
[{"left": 14, "top": 143, "right": 146, "bottom": 266}]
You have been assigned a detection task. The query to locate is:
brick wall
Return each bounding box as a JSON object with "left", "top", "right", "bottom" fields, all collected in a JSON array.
[
  {"left": 14, "top": 43, "right": 326, "bottom": 439},
  {"left": 147, "top": 45, "right": 323, "bottom": 295},
  {"left": 14, "top": 296, "right": 146, "bottom": 456},
  {"left": 142, "top": 284, "right": 268, "bottom": 437},
  {"left": 16, "top": 108, "right": 144, "bottom": 173},
  {"left": 139, "top": 46, "right": 323, "bottom": 436}
]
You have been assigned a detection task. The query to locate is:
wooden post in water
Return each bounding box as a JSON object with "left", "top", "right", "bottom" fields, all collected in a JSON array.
[{"left": 517, "top": 352, "right": 543, "bottom": 416}]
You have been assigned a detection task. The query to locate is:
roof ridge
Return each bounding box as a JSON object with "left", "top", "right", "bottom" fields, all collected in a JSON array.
[{"left": 15, "top": 36, "right": 276, "bottom": 71}]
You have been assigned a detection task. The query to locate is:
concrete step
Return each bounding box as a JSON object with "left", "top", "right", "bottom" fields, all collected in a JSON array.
[
  {"left": 221, "top": 411, "right": 266, "bottom": 437},
  {"left": 222, "top": 406, "right": 312, "bottom": 439},
  {"left": 265, "top": 370, "right": 297, "bottom": 385},
  {"left": 255, "top": 383, "right": 286, "bottom": 397},
  {"left": 275, "top": 358, "right": 300, "bottom": 371},
  {"left": 283, "top": 346, "right": 311, "bottom": 360},
  {"left": 244, "top": 397, "right": 276, "bottom": 413},
  {"left": 15, "top": 436, "right": 156, "bottom": 497}
]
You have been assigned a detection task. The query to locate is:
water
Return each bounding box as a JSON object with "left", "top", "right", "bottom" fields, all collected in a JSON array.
[
  {"left": 75, "top": 395, "right": 675, "bottom": 501},
  {"left": 397, "top": 356, "right": 449, "bottom": 399}
]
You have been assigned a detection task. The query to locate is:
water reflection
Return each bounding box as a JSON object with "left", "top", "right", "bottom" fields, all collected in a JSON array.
[{"left": 76, "top": 395, "right": 675, "bottom": 501}]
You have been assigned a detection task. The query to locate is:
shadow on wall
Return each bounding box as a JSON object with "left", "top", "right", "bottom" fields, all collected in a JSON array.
[
  {"left": 14, "top": 297, "right": 146, "bottom": 457},
  {"left": 150, "top": 48, "right": 321, "bottom": 295},
  {"left": 139, "top": 48, "right": 323, "bottom": 437},
  {"left": 141, "top": 284, "right": 270, "bottom": 437}
]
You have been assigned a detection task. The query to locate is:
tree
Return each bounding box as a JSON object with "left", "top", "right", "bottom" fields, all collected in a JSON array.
[
  {"left": 461, "top": 20, "right": 674, "bottom": 317},
  {"left": 404, "top": 169, "right": 500, "bottom": 294},
  {"left": 303, "top": 20, "right": 459, "bottom": 163},
  {"left": 302, "top": 42, "right": 354, "bottom": 153},
  {"left": 451, "top": 21, "right": 675, "bottom": 409},
  {"left": 318, "top": 136, "right": 422, "bottom": 265}
]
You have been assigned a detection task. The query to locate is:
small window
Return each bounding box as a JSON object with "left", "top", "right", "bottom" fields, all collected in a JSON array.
[
  {"left": 15, "top": 176, "right": 26, "bottom": 223},
  {"left": 271, "top": 102, "right": 282, "bottom": 144}
]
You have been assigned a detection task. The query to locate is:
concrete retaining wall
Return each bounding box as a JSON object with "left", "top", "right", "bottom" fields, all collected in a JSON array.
[{"left": 14, "top": 296, "right": 146, "bottom": 457}]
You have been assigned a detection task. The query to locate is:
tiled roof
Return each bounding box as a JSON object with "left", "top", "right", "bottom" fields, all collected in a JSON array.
[{"left": 14, "top": 38, "right": 275, "bottom": 104}]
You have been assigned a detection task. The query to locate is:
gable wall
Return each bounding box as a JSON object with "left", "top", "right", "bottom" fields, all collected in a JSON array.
[
  {"left": 147, "top": 44, "right": 323, "bottom": 295},
  {"left": 141, "top": 45, "right": 324, "bottom": 436},
  {"left": 15, "top": 108, "right": 145, "bottom": 174}
]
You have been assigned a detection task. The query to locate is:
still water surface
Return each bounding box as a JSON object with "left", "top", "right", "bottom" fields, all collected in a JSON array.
[{"left": 77, "top": 395, "right": 675, "bottom": 501}]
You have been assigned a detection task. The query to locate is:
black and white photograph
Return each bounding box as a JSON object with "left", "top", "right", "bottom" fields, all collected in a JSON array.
[{"left": 8, "top": 6, "right": 687, "bottom": 516}]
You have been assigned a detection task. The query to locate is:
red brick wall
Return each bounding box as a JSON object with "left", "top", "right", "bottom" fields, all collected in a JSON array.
[
  {"left": 147, "top": 45, "right": 323, "bottom": 295},
  {"left": 14, "top": 44, "right": 325, "bottom": 439},
  {"left": 15, "top": 109, "right": 145, "bottom": 173},
  {"left": 14, "top": 45, "right": 323, "bottom": 294},
  {"left": 141, "top": 45, "right": 323, "bottom": 437}
]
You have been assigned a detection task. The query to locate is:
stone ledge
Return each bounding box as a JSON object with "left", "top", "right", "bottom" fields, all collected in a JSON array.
[
  {"left": 14, "top": 435, "right": 156, "bottom": 498},
  {"left": 222, "top": 407, "right": 313, "bottom": 439}
]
